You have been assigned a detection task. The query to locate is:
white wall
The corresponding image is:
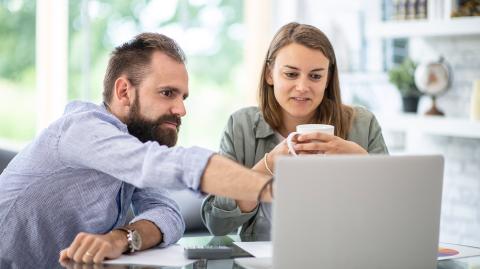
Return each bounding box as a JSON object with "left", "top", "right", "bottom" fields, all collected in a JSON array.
[{"left": 407, "top": 36, "right": 480, "bottom": 246}]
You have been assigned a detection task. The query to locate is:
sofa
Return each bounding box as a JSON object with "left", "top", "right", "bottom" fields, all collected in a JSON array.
[{"left": 0, "top": 148, "right": 16, "bottom": 174}]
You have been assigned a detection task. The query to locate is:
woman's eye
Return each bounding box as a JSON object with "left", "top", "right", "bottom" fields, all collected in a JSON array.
[
  {"left": 285, "top": 72, "right": 298, "bottom": 78},
  {"left": 310, "top": 74, "right": 322, "bottom": 80}
]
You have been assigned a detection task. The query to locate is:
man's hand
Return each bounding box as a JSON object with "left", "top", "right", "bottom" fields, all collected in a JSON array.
[{"left": 59, "top": 230, "right": 127, "bottom": 264}]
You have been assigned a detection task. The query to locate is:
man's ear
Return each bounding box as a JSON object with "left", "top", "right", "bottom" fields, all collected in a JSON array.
[{"left": 113, "top": 76, "right": 134, "bottom": 108}]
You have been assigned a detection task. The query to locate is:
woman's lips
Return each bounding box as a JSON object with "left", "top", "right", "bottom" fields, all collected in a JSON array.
[{"left": 290, "top": 97, "right": 311, "bottom": 103}]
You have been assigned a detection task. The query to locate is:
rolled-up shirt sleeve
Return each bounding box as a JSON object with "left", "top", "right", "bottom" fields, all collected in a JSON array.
[
  {"left": 130, "top": 187, "right": 185, "bottom": 247},
  {"left": 201, "top": 113, "right": 258, "bottom": 235},
  {"left": 367, "top": 114, "right": 389, "bottom": 154},
  {"left": 57, "top": 111, "right": 214, "bottom": 192},
  {"left": 201, "top": 195, "right": 259, "bottom": 236}
]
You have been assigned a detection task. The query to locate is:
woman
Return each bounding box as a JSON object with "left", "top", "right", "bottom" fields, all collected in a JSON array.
[{"left": 201, "top": 22, "right": 388, "bottom": 236}]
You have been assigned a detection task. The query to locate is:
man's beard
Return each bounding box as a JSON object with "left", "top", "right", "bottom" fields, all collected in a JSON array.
[{"left": 126, "top": 97, "right": 181, "bottom": 147}]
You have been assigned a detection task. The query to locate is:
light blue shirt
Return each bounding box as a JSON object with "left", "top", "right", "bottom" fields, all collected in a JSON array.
[{"left": 0, "top": 101, "right": 213, "bottom": 268}]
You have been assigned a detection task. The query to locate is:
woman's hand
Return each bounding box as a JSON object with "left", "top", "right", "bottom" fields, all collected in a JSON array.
[
  {"left": 240, "top": 139, "right": 290, "bottom": 212},
  {"left": 265, "top": 139, "right": 291, "bottom": 170},
  {"left": 294, "top": 132, "right": 368, "bottom": 155}
]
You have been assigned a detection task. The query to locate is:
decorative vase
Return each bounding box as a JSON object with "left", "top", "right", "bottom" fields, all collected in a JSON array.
[{"left": 402, "top": 96, "right": 419, "bottom": 113}]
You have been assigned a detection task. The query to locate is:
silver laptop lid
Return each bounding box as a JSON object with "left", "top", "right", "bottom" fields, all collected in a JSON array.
[{"left": 272, "top": 155, "right": 444, "bottom": 269}]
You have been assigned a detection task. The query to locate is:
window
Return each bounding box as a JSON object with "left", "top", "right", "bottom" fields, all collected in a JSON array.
[
  {"left": 68, "top": 0, "right": 245, "bottom": 149},
  {"left": 0, "top": 1, "right": 36, "bottom": 145}
]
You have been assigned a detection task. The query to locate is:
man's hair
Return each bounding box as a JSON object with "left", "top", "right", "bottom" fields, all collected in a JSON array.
[
  {"left": 102, "top": 32, "right": 186, "bottom": 104},
  {"left": 257, "top": 22, "right": 353, "bottom": 139}
]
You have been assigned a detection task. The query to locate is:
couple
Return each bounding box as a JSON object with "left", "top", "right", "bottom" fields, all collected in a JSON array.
[{"left": 0, "top": 22, "right": 387, "bottom": 267}]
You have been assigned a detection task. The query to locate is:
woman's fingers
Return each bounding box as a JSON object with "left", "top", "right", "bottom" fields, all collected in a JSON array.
[
  {"left": 294, "top": 141, "right": 329, "bottom": 153},
  {"left": 297, "top": 132, "right": 333, "bottom": 142},
  {"left": 295, "top": 137, "right": 367, "bottom": 155}
]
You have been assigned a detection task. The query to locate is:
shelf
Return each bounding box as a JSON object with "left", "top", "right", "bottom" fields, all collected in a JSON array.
[
  {"left": 367, "top": 16, "right": 480, "bottom": 38},
  {"left": 376, "top": 113, "right": 480, "bottom": 139}
]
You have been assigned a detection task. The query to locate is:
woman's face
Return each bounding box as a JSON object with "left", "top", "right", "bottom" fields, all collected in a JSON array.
[{"left": 267, "top": 43, "right": 330, "bottom": 124}]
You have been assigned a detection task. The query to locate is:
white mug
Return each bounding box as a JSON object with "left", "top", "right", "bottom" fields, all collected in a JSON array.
[{"left": 286, "top": 124, "right": 334, "bottom": 156}]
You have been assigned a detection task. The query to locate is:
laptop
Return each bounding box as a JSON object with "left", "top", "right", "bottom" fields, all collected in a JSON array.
[{"left": 272, "top": 155, "right": 444, "bottom": 269}]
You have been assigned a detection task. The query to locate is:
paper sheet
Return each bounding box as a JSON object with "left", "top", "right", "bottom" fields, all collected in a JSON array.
[
  {"left": 234, "top": 257, "right": 272, "bottom": 269},
  {"left": 438, "top": 242, "right": 480, "bottom": 260},
  {"left": 104, "top": 241, "right": 480, "bottom": 266},
  {"left": 234, "top": 241, "right": 272, "bottom": 258},
  {"left": 104, "top": 244, "right": 195, "bottom": 266},
  {"left": 234, "top": 241, "right": 480, "bottom": 261}
]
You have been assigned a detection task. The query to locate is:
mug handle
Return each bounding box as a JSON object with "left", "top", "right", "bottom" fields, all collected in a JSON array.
[{"left": 286, "top": 132, "right": 300, "bottom": 156}]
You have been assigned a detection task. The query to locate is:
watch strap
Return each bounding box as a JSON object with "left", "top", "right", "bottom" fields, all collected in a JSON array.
[{"left": 114, "top": 227, "right": 136, "bottom": 253}]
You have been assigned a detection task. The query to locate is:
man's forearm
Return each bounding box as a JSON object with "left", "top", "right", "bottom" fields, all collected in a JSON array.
[
  {"left": 112, "top": 220, "right": 162, "bottom": 252},
  {"left": 200, "top": 154, "right": 273, "bottom": 203},
  {"left": 130, "top": 220, "right": 162, "bottom": 250},
  {"left": 236, "top": 156, "right": 275, "bottom": 212}
]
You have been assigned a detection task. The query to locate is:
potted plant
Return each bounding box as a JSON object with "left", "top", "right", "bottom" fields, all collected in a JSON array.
[{"left": 388, "top": 58, "right": 422, "bottom": 113}]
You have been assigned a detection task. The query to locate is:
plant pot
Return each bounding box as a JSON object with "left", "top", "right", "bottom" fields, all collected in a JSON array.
[{"left": 402, "top": 96, "right": 419, "bottom": 113}]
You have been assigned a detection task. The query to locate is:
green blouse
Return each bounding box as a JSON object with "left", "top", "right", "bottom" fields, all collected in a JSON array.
[{"left": 201, "top": 106, "right": 389, "bottom": 236}]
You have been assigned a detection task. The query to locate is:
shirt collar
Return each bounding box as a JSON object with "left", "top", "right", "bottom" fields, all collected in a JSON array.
[
  {"left": 100, "top": 101, "right": 129, "bottom": 133},
  {"left": 254, "top": 110, "right": 276, "bottom": 139}
]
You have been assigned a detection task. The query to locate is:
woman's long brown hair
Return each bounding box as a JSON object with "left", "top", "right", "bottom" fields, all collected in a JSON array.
[{"left": 258, "top": 22, "right": 353, "bottom": 139}]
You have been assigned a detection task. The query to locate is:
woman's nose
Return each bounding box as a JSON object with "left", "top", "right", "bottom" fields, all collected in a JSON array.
[{"left": 295, "top": 77, "right": 309, "bottom": 92}]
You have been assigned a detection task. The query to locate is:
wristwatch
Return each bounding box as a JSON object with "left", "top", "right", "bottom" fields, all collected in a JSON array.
[{"left": 115, "top": 227, "right": 142, "bottom": 253}]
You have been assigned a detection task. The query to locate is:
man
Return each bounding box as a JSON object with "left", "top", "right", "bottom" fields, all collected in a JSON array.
[{"left": 0, "top": 33, "right": 272, "bottom": 268}]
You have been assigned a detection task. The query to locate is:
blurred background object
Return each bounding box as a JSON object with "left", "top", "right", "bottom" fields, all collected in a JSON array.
[
  {"left": 451, "top": 0, "right": 480, "bottom": 17},
  {"left": 414, "top": 57, "right": 451, "bottom": 116},
  {"left": 388, "top": 58, "right": 422, "bottom": 112},
  {"left": 470, "top": 80, "right": 480, "bottom": 120}
]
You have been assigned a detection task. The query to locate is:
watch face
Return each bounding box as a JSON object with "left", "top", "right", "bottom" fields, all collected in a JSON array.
[{"left": 130, "top": 230, "right": 142, "bottom": 250}]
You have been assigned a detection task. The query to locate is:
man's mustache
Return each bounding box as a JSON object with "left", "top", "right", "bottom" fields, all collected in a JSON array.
[{"left": 155, "top": 114, "right": 181, "bottom": 128}]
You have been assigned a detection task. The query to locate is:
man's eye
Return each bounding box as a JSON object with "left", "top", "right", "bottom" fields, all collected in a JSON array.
[
  {"left": 310, "top": 74, "right": 322, "bottom": 80},
  {"left": 161, "top": 90, "right": 173, "bottom": 97},
  {"left": 285, "top": 72, "right": 298, "bottom": 78}
]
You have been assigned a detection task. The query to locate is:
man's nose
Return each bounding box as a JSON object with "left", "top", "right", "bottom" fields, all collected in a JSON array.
[{"left": 171, "top": 99, "right": 186, "bottom": 117}]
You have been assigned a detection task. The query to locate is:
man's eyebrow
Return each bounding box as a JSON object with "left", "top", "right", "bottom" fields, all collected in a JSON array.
[{"left": 284, "top": 65, "right": 326, "bottom": 72}]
